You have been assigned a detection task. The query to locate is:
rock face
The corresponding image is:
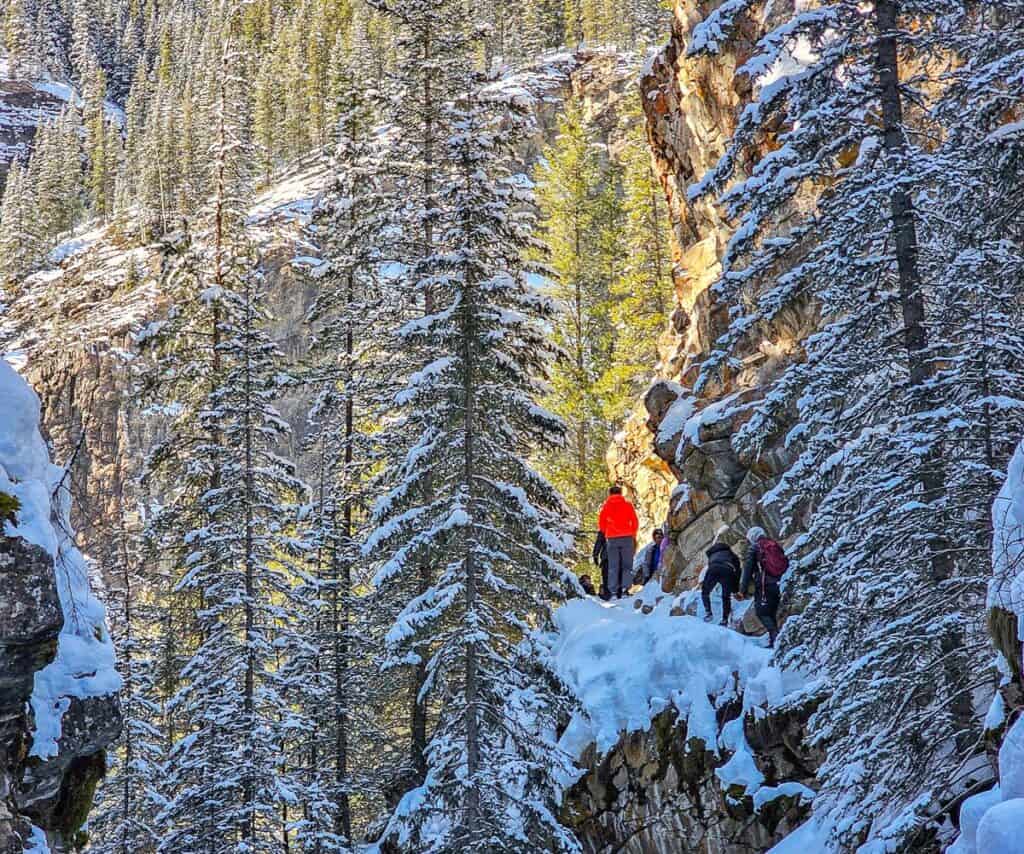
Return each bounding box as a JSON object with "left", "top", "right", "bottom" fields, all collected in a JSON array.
[
  {"left": 0, "top": 77, "right": 71, "bottom": 189},
  {"left": 0, "top": 365, "right": 121, "bottom": 853},
  {"left": 608, "top": 0, "right": 815, "bottom": 593},
  {"left": 0, "top": 537, "right": 62, "bottom": 853},
  {"left": 563, "top": 698, "right": 822, "bottom": 853}
]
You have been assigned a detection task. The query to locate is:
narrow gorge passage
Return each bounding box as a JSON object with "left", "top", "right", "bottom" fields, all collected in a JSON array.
[{"left": 2, "top": 0, "right": 1024, "bottom": 852}]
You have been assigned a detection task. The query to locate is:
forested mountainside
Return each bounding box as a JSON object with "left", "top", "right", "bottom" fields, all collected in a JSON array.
[{"left": 1, "top": 0, "right": 1024, "bottom": 852}]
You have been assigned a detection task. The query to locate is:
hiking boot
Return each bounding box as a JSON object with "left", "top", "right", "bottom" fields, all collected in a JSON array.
[
  {"left": 719, "top": 618, "right": 728, "bottom": 627},
  {"left": 703, "top": 613, "right": 713, "bottom": 623}
]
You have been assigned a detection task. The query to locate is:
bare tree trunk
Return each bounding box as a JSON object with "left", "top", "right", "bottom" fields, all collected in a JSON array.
[
  {"left": 334, "top": 269, "right": 356, "bottom": 843},
  {"left": 874, "top": 0, "right": 972, "bottom": 749},
  {"left": 459, "top": 154, "right": 481, "bottom": 838},
  {"left": 242, "top": 277, "right": 257, "bottom": 844}
]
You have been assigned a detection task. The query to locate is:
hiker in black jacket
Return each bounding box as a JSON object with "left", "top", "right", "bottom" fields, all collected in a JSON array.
[
  {"left": 739, "top": 526, "right": 789, "bottom": 646},
  {"left": 592, "top": 532, "right": 611, "bottom": 600},
  {"left": 701, "top": 541, "right": 740, "bottom": 626}
]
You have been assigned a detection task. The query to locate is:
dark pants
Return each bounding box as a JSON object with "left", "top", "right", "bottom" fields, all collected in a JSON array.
[
  {"left": 599, "top": 559, "right": 610, "bottom": 600},
  {"left": 607, "top": 536, "right": 634, "bottom": 598},
  {"left": 701, "top": 565, "right": 734, "bottom": 621},
  {"left": 755, "top": 581, "right": 781, "bottom": 646}
]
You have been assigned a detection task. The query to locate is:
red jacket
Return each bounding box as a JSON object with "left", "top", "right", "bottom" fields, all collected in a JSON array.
[{"left": 598, "top": 494, "right": 639, "bottom": 540}]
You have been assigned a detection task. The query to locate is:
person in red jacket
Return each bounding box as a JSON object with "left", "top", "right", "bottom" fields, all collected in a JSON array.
[{"left": 597, "top": 485, "right": 639, "bottom": 599}]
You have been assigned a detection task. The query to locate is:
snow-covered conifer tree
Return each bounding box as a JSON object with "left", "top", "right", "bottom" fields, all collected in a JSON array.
[
  {"left": 289, "top": 34, "right": 395, "bottom": 850},
  {"left": 88, "top": 516, "right": 166, "bottom": 854},
  {"left": 0, "top": 159, "right": 43, "bottom": 282},
  {"left": 370, "top": 78, "right": 580, "bottom": 853},
  {"left": 364, "top": 0, "right": 479, "bottom": 794},
  {"left": 140, "top": 7, "right": 310, "bottom": 851},
  {"left": 686, "top": 0, "right": 1001, "bottom": 844}
]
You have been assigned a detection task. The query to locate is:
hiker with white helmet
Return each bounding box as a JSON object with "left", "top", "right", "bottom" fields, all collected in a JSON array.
[{"left": 738, "top": 526, "right": 790, "bottom": 647}]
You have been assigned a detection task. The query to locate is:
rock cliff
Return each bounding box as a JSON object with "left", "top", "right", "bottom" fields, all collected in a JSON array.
[
  {"left": 0, "top": 363, "right": 120, "bottom": 853},
  {"left": 608, "top": 0, "right": 814, "bottom": 593},
  {"left": 563, "top": 698, "right": 822, "bottom": 854}
]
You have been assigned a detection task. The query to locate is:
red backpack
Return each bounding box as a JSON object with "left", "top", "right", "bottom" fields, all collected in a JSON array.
[{"left": 757, "top": 537, "right": 789, "bottom": 579}]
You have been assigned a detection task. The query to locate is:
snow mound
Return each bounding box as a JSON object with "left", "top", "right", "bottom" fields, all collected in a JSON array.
[
  {"left": 991, "top": 439, "right": 1024, "bottom": 639},
  {"left": 948, "top": 787, "right": 1003, "bottom": 854},
  {"left": 549, "top": 594, "right": 776, "bottom": 756},
  {"left": 0, "top": 360, "right": 120, "bottom": 760},
  {"left": 975, "top": 799, "right": 1024, "bottom": 853},
  {"left": 947, "top": 716, "right": 1024, "bottom": 853}
]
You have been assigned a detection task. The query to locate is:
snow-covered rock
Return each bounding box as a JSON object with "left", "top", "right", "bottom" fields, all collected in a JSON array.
[
  {"left": 947, "top": 716, "right": 1024, "bottom": 853},
  {"left": 975, "top": 799, "right": 1024, "bottom": 854},
  {"left": 0, "top": 360, "right": 121, "bottom": 853},
  {"left": 550, "top": 595, "right": 821, "bottom": 853},
  {"left": 991, "top": 438, "right": 1024, "bottom": 652}
]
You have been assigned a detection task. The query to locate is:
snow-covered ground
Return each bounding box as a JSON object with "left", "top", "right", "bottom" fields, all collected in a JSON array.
[
  {"left": 0, "top": 361, "right": 120, "bottom": 760},
  {"left": 947, "top": 439, "right": 1024, "bottom": 854}
]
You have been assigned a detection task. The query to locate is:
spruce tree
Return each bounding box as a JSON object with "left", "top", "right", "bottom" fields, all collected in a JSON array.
[
  {"left": 141, "top": 8, "right": 310, "bottom": 851},
  {"left": 88, "top": 516, "right": 165, "bottom": 854},
  {"left": 370, "top": 77, "right": 580, "bottom": 854},
  {"left": 294, "top": 37, "right": 394, "bottom": 850},
  {"left": 365, "top": 0, "right": 475, "bottom": 796},
  {"left": 0, "top": 159, "right": 43, "bottom": 282}
]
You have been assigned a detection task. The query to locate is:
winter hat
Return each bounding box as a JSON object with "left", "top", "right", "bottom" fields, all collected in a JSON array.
[{"left": 746, "top": 526, "right": 767, "bottom": 545}]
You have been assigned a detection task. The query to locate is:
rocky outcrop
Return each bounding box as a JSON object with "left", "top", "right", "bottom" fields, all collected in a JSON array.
[
  {"left": 0, "top": 78, "right": 66, "bottom": 188},
  {"left": 0, "top": 537, "right": 61, "bottom": 853},
  {"left": 607, "top": 0, "right": 816, "bottom": 592},
  {"left": 1, "top": 532, "right": 121, "bottom": 854},
  {"left": 563, "top": 696, "right": 822, "bottom": 853},
  {"left": 0, "top": 364, "right": 121, "bottom": 852}
]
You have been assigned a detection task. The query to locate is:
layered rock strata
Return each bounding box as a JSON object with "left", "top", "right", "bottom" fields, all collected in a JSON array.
[{"left": 563, "top": 696, "right": 822, "bottom": 853}]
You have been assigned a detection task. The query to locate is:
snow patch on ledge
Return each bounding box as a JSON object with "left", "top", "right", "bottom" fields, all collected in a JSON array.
[
  {"left": 547, "top": 590, "right": 804, "bottom": 759},
  {"left": 0, "top": 360, "right": 120, "bottom": 760}
]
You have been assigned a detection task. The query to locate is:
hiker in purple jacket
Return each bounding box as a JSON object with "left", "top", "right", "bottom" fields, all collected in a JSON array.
[{"left": 738, "top": 526, "right": 790, "bottom": 647}]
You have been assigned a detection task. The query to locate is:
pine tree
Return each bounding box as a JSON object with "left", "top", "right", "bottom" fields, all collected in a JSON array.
[
  {"left": 370, "top": 76, "right": 580, "bottom": 854},
  {"left": 88, "top": 516, "right": 165, "bottom": 854},
  {"left": 142, "top": 8, "right": 310, "bottom": 851},
  {"left": 83, "top": 61, "right": 117, "bottom": 221},
  {"left": 365, "top": 0, "right": 476, "bottom": 798},
  {"left": 0, "top": 159, "right": 43, "bottom": 282},
  {"left": 293, "top": 38, "right": 394, "bottom": 850},
  {"left": 3, "top": 0, "right": 34, "bottom": 77}
]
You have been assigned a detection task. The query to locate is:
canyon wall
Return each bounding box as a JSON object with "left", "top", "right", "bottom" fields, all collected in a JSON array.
[
  {"left": 610, "top": 0, "right": 815, "bottom": 593},
  {"left": 0, "top": 365, "right": 121, "bottom": 853}
]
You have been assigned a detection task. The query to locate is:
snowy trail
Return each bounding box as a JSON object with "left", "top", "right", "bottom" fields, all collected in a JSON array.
[{"left": 551, "top": 588, "right": 773, "bottom": 755}]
